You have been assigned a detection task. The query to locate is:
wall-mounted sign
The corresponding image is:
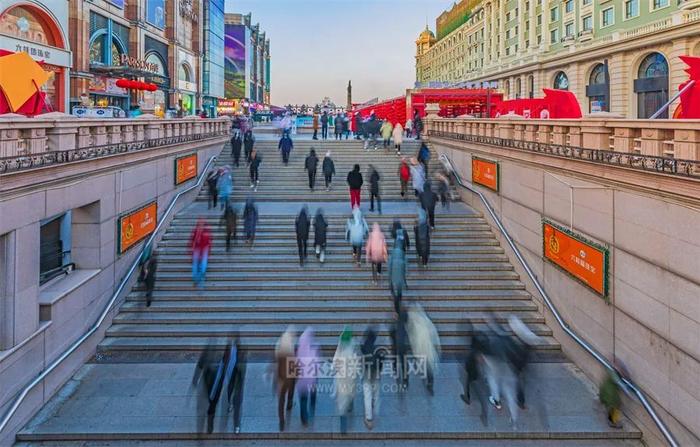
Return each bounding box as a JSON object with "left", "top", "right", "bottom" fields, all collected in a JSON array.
[
  {"left": 471, "top": 156, "right": 499, "bottom": 191},
  {"left": 118, "top": 202, "right": 157, "bottom": 254},
  {"left": 179, "top": 0, "right": 198, "bottom": 22},
  {"left": 175, "top": 153, "right": 197, "bottom": 185},
  {"left": 542, "top": 220, "right": 609, "bottom": 298},
  {"left": 120, "top": 54, "right": 159, "bottom": 73}
]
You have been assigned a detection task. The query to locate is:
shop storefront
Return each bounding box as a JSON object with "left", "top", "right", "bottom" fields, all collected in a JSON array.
[
  {"left": 0, "top": 2, "right": 71, "bottom": 112},
  {"left": 177, "top": 61, "right": 196, "bottom": 116},
  {"left": 88, "top": 75, "right": 128, "bottom": 110},
  {"left": 143, "top": 36, "right": 169, "bottom": 116}
]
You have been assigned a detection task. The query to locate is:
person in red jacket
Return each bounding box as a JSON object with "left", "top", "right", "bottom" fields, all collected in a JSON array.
[
  {"left": 398, "top": 158, "right": 411, "bottom": 199},
  {"left": 190, "top": 219, "right": 212, "bottom": 285}
]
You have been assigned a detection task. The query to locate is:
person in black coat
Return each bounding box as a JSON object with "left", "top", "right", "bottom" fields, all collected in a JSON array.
[
  {"left": 143, "top": 252, "right": 157, "bottom": 307},
  {"left": 224, "top": 337, "right": 246, "bottom": 434},
  {"left": 391, "top": 219, "right": 410, "bottom": 252},
  {"left": 322, "top": 151, "right": 335, "bottom": 191},
  {"left": 206, "top": 169, "right": 219, "bottom": 209},
  {"left": 231, "top": 133, "right": 243, "bottom": 167},
  {"left": 347, "top": 164, "right": 363, "bottom": 209},
  {"left": 243, "top": 130, "right": 255, "bottom": 163},
  {"left": 295, "top": 206, "right": 310, "bottom": 266},
  {"left": 368, "top": 165, "right": 381, "bottom": 213},
  {"left": 193, "top": 344, "right": 223, "bottom": 434},
  {"left": 304, "top": 148, "right": 319, "bottom": 191},
  {"left": 419, "top": 183, "right": 438, "bottom": 229},
  {"left": 391, "top": 309, "right": 410, "bottom": 388},
  {"left": 320, "top": 111, "right": 329, "bottom": 140},
  {"left": 249, "top": 150, "right": 262, "bottom": 190},
  {"left": 221, "top": 204, "right": 237, "bottom": 252},
  {"left": 414, "top": 209, "right": 431, "bottom": 267},
  {"left": 312, "top": 208, "right": 328, "bottom": 263}
]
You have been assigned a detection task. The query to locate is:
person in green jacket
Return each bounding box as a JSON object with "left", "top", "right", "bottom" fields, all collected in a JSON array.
[{"left": 599, "top": 370, "right": 623, "bottom": 428}]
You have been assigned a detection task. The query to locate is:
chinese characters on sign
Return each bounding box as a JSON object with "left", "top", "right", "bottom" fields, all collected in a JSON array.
[
  {"left": 286, "top": 355, "right": 427, "bottom": 380},
  {"left": 542, "top": 221, "right": 608, "bottom": 297},
  {"left": 118, "top": 202, "right": 157, "bottom": 254},
  {"left": 175, "top": 153, "right": 197, "bottom": 185},
  {"left": 471, "top": 157, "right": 499, "bottom": 192}
]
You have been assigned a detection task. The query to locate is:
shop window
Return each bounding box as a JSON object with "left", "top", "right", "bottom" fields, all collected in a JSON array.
[
  {"left": 39, "top": 212, "right": 72, "bottom": 285},
  {"left": 179, "top": 63, "right": 192, "bottom": 82},
  {"left": 587, "top": 63, "right": 609, "bottom": 112},
  {"left": 0, "top": 6, "right": 58, "bottom": 47},
  {"left": 553, "top": 71, "right": 569, "bottom": 90},
  {"left": 528, "top": 75, "right": 534, "bottom": 98},
  {"left": 89, "top": 36, "right": 104, "bottom": 64},
  {"left": 635, "top": 53, "right": 669, "bottom": 118}
]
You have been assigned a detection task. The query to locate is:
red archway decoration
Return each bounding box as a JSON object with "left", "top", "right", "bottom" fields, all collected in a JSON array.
[{"left": 0, "top": 3, "right": 66, "bottom": 49}]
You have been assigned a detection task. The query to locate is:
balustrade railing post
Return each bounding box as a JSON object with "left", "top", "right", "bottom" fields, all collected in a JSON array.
[
  {"left": 640, "top": 128, "right": 667, "bottom": 157},
  {"left": 23, "top": 126, "right": 48, "bottom": 154},
  {"left": 612, "top": 126, "right": 638, "bottom": 153},
  {"left": 672, "top": 127, "right": 700, "bottom": 162},
  {"left": 537, "top": 123, "right": 552, "bottom": 144},
  {"left": 552, "top": 124, "right": 568, "bottom": 146},
  {"left": 45, "top": 119, "right": 78, "bottom": 152},
  {"left": 92, "top": 125, "right": 107, "bottom": 147},
  {"left": 0, "top": 125, "right": 23, "bottom": 158},
  {"left": 580, "top": 118, "right": 612, "bottom": 151}
]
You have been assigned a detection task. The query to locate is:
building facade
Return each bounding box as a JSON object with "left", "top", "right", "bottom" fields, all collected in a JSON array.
[
  {"left": 0, "top": 0, "right": 72, "bottom": 112},
  {"left": 223, "top": 12, "right": 270, "bottom": 112},
  {"left": 69, "top": 0, "right": 203, "bottom": 116},
  {"left": 416, "top": 0, "right": 700, "bottom": 118},
  {"left": 202, "top": 0, "right": 224, "bottom": 117}
]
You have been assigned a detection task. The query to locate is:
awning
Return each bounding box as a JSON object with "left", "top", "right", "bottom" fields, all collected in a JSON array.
[{"left": 90, "top": 64, "right": 169, "bottom": 82}]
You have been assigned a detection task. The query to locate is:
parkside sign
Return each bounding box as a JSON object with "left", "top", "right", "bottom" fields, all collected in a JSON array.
[{"left": 120, "top": 54, "right": 159, "bottom": 73}]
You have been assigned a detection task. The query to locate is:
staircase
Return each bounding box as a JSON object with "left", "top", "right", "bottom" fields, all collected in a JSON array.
[{"left": 15, "top": 135, "right": 642, "bottom": 445}]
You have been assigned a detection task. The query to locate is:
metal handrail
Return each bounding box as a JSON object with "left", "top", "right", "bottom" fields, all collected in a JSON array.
[
  {"left": 0, "top": 155, "right": 218, "bottom": 435},
  {"left": 439, "top": 152, "right": 678, "bottom": 447}
]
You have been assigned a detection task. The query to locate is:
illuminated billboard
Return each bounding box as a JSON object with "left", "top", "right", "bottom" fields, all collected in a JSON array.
[{"left": 224, "top": 24, "right": 247, "bottom": 99}]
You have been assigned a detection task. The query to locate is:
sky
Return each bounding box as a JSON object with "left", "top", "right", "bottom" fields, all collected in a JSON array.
[{"left": 224, "top": 0, "right": 455, "bottom": 107}]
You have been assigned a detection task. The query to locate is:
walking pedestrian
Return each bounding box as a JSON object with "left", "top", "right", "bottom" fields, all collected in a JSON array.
[
  {"left": 278, "top": 132, "right": 294, "bottom": 166},
  {"left": 217, "top": 167, "right": 233, "bottom": 210},
  {"left": 322, "top": 151, "right": 335, "bottom": 191},
  {"left": 345, "top": 207, "right": 368, "bottom": 266},
  {"left": 413, "top": 109, "right": 424, "bottom": 140},
  {"left": 243, "top": 129, "right": 255, "bottom": 163},
  {"left": 189, "top": 219, "right": 211, "bottom": 286},
  {"left": 206, "top": 169, "right": 219, "bottom": 209},
  {"left": 243, "top": 198, "right": 258, "bottom": 246},
  {"left": 388, "top": 229, "right": 407, "bottom": 312},
  {"left": 296, "top": 327, "right": 319, "bottom": 426},
  {"left": 334, "top": 113, "right": 344, "bottom": 140},
  {"left": 312, "top": 113, "right": 319, "bottom": 140},
  {"left": 295, "top": 206, "right": 310, "bottom": 266},
  {"left": 380, "top": 119, "right": 393, "bottom": 148},
  {"left": 221, "top": 203, "right": 237, "bottom": 252},
  {"left": 418, "top": 142, "right": 431, "bottom": 173},
  {"left": 398, "top": 158, "right": 411, "bottom": 198},
  {"left": 192, "top": 344, "right": 222, "bottom": 433},
  {"left": 304, "top": 148, "right": 319, "bottom": 191},
  {"left": 461, "top": 327, "right": 490, "bottom": 427},
  {"left": 436, "top": 172, "right": 450, "bottom": 209},
  {"left": 142, "top": 251, "right": 157, "bottom": 307},
  {"left": 599, "top": 370, "right": 624, "bottom": 428},
  {"left": 392, "top": 122, "right": 404, "bottom": 155},
  {"left": 224, "top": 337, "right": 246, "bottom": 434},
  {"left": 482, "top": 322, "right": 520, "bottom": 426},
  {"left": 321, "top": 111, "right": 329, "bottom": 140},
  {"left": 410, "top": 158, "right": 426, "bottom": 196},
  {"left": 507, "top": 315, "right": 541, "bottom": 409},
  {"left": 407, "top": 305, "right": 441, "bottom": 394},
  {"left": 334, "top": 327, "right": 358, "bottom": 434},
  {"left": 414, "top": 208, "right": 431, "bottom": 267},
  {"left": 365, "top": 223, "right": 388, "bottom": 284},
  {"left": 391, "top": 219, "right": 411, "bottom": 252},
  {"left": 361, "top": 327, "right": 383, "bottom": 430},
  {"left": 231, "top": 132, "right": 243, "bottom": 167},
  {"left": 249, "top": 150, "right": 262, "bottom": 191},
  {"left": 354, "top": 112, "right": 363, "bottom": 140},
  {"left": 347, "top": 164, "right": 363, "bottom": 209},
  {"left": 391, "top": 310, "right": 410, "bottom": 389},
  {"left": 367, "top": 164, "right": 381, "bottom": 214},
  {"left": 419, "top": 182, "right": 438, "bottom": 230},
  {"left": 343, "top": 113, "right": 350, "bottom": 139},
  {"left": 275, "top": 327, "right": 297, "bottom": 432},
  {"left": 405, "top": 118, "right": 413, "bottom": 139},
  {"left": 313, "top": 209, "right": 328, "bottom": 263}
]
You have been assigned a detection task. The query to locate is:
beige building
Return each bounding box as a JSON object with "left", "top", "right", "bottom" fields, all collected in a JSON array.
[{"left": 416, "top": 0, "right": 700, "bottom": 118}]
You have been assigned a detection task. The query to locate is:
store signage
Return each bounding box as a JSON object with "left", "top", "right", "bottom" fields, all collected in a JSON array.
[
  {"left": 175, "top": 153, "right": 197, "bottom": 185},
  {"left": 0, "top": 35, "right": 70, "bottom": 67},
  {"left": 118, "top": 202, "right": 157, "bottom": 254},
  {"left": 120, "top": 54, "right": 159, "bottom": 73},
  {"left": 543, "top": 221, "right": 609, "bottom": 298},
  {"left": 88, "top": 77, "right": 127, "bottom": 95},
  {"left": 179, "top": 0, "right": 198, "bottom": 22},
  {"left": 471, "top": 157, "right": 499, "bottom": 191}
]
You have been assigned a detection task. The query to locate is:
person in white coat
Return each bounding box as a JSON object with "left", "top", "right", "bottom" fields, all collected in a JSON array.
[
  {"left": 407, "top": 304, "right": 441, "bottom": 394},
  {"left": 392, "top": 123, "right": 404, "bottom": 156}
]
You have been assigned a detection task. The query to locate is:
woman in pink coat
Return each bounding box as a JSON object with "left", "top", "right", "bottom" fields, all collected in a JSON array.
[{"left": 365, "top": 223, "right": 388, "bottom": 284}]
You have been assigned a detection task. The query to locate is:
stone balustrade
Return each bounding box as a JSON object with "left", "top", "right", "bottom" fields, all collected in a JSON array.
[{"left": 0, "top": 114, "right": 230, "bottom": 174}]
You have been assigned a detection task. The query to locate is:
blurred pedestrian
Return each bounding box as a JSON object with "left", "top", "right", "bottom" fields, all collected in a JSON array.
[
  {"left": 312, "top": 113, "right": 319, "bottom": 140},
  {"left": 206, "top": 169, "right": 219, "bottom": 209},
  {"left": 392, "top": 122, "right": 404, "bottom": 155},
  {"left": 221, "top": 203, "right": 237, "bottom": 252},
  {"left": 507, "top": 315, "right": 541, "bottom": 409},
  {"left": 142, "top": 251, "right": 157, "bottom": 307},
  {"left": 243, "top": 129, "right": 255, "bottom": 163},
  {"left": 224, "top": 337, "right": 246, "bottom": 434},
  {"left": 407, "top": 305, "right": 441, "bottom": 394},
  {"left": 296, "top": 327, "right": 319, "bottom": 426},
  {"left": 380, "top": 119, "right": 393, "bottom": 148},
  {"left": 335, "top": 113, "right": 344, "bottom": 140},
  {"left": 410, "top": 158, "right": 426, "bottom": 196},
  {"left": 391, "top": 219, "right": 410, "bottom": 252},
  {"left": 461, "top": 326, "right": 490, "bottom": 427},
  {"left": 217, "top": 167, "right": 233, "bottom": 210},
  {"left": 365, "top": 223, "right": 388, "bottom": 284},
  {"left": 413, "top": 109, "right": 424, "bottom": 140},
  {"left": 436, "top": 172, "right": 450, "bottom": 209},
  {"left": 305, "top": 148, "right": 319, "bottom": 191},
  {"left": 419, "top": 182, "right": 438, "bottom": 230},
  {"left": 388, "top": 229, "right": 408, "bottom": 312},
  {"left": 345, "top": 207, "right": 368, "bottom": 266},
  {"left": 249, "top": 149, "right": 262, "bottom": 191},
  {"left": 391, "top": 310, "right": 410, "bottom": 389},
  {"left": 405, "top": 118, "right": 413, "bottom": 138},
  {"left": 354, "top": 112, "right": 363, "bottom": 140},
  {"left": 347, "top": 164, "right": 363, "bottom": 209},
  {"left": 599, "top": 370, "right": 623, "bottom": 428},
  {"left": 398, "top": 158, "right": 411, "bottom": 198},
  {"left": 322, "top": 151, "right": 335, "bottom": 191},
  {"left": 231, "top": 132, "right": 243, "bottom": 167},
  {"left": 243, "top": 198, "right": 258, "bottom": 247},
  {"left": 189, "top": 219, "right": 211, "bottom": 286},
  {"left": 321, "top": 111, "right": 329, "bottom": 140},
  {"left": 275, "top": 327, "right": 297, "bottom": 432},
  {"left": 192, "top": 343, "right": 221, "bottom": 433},
  {"left": 313, "top": 209, "right": 328, "bottom": 263},
  {"left": 334, "top": 327, "right": 358, "bottom": 434},
  {"left": 361, "top": 327, "right": 383, "bottom": 430},
  {"left": 414, "top": 208, "right": 431, "bottom": 267},
  {"left": 418, "top": 142, "right": 431, "bottom": 172},
  {"left": 278, "top": 132, "right": 294, "bottom": 166},
  {"left": 482, "top": 320, "right": 519, "bottom": 426},
  {"left": 368, "top": 164, "right": 381, "bottom": 214},
  {"left": 343, "top": 113, "right": 350, "bottom": 139},
  {"left": 295, "top": 206, "right": 310, "bottom": 266}
]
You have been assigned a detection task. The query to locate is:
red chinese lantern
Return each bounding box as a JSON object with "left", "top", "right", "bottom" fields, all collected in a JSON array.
[
  {"left": 148, "top": 83, "right": 158, "bottom": 92},
  {"left": 127, "top": 80, "right": 139, "bottom": 89},
  {"left": 115, "top": 78, "right": 129, "bottom": 88}
]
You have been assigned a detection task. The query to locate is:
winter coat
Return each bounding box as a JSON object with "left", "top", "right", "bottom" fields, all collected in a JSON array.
[
  {"left": 354, "top": 115, "right": 363, "bottom": 135},
  {"left": 143, "top": 256, "right": 157, "bottom": 290},
  {"left": 305, "top": 153, "right": 318, "bottom": 173},
  {"left": 407, "top": 306, "right": 440, "bottom": 373},
  {"left": 419, "top": 184, "right": 438, "bottom": 213},
  {"left": 414, "top": 209, "right": 431, "bottom": 259},
  {"left": 222, "top": 206, "right": 237, "bottom": 235},
  {"left": 392, "top": 124, "right": 404, "bottom": 145},
  {"left": 295, "top": 209, "right": 310, "bottom": 241},
  {"left": 190, "top": 224, "right": 212, "bottom": 254},
  {"left": 275, "top": 329, "right": 296, "bottom": 386},
  {"left": 314, "top": 212, "right": 328, "bottom": 247},
  {"left": 333, "top": 337, "right": 358, "bottom": 413},
  {"left": 410, "top": 164, "right": 426, "bottom": 193},
  {"left": 243, "top": 200, "right": 258, "bottom": 236},
  {"left": 278, "top": 136, "right": 293, "bottom": 153},
  {"left": 231, "top": 136, "right": 242, "bottom": 157},
  {"left": 322, "top": 157, "right": 335, "bottom": 177},
  {"left": 389, "top": 235, "right": 407, "bottom": 293},
  {"left": 312, "top": 115, "right": 319, "bottom": 130},
  {"left": 244, "top": 132, "right": 255, "bottom": 152},
  {"left": 399, "top": 162, "right": 411, "bottom": 182},
  {"left": 335, "top": 116, "right": 344, "bottom": 132},
  {"left": 217, "top": 172, "right": 233, "bottom": 197},
  {"left": 414, "top": 114, "right": 424, "bottom": 132},
  {"left": 347, "top": 167, "right": 363, "bottom": 190},
  {"left": 365, "top": 224, "right": 387, "bottom": 264},
  {"left": 391, "top": 222, "right": 410, "bottom": 251},
  {"left": 345, "top": 208, "right": 368, "bottom": 247},
  {"left": 418, "top": 144, "right": 431, "bottom": 163},
  {"left": 405, "top": 119, "right": 413, "bottom": 131},
  {"left": 361, "top": 329, "right": 384, "bottom": 382},
  {"left": 320, "top": 113, "right": 329, "bottom": 125},
  {"left": 249, "top": 154, "right": 262, "bottom": 172},
  {"left": 296, "top": 328, "right": 318, "bottom": 393},
  {"left": 207, "top": 171, "right": 219, "bottom": 193},
  {"left": 380, "top": 121, "right": 393, "bottom": 139},
  {"left": 369, "top": 169, "right": 380, "bottom": 195},
  {"left": 391, "top": 312, "right": 410, "bottom": 356}
]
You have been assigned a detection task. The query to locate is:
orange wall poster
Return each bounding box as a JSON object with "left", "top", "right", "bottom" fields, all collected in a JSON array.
[
  {"left": 175, "top": 153, "right": 198, "bottom": 185},
  {"left": 118, "top": 201, "right": 157, "bottom": 254},
  {"left": 542, "top": 220, "right": 609, "bottom": 298},
  {"left": 472, "top": 157, "right": 499, "bottom": 191}
]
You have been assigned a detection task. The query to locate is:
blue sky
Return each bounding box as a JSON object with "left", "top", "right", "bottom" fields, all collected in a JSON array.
[{"left": 225, "top": 0, "right": 454, "bottom": 106}]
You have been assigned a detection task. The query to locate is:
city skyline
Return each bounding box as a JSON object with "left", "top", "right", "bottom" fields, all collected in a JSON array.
[{"left": 224, "top": 0, "right": 454, "bottom": 106}]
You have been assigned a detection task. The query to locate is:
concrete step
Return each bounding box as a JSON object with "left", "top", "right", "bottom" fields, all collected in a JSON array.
[
  {"left": 151, "top": 247, "right": 507, "bottom": 257},
  {"left": 153, "top": 261, "right": 515, "bottom": 272}
]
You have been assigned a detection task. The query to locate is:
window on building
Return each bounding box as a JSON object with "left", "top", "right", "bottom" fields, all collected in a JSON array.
[
  {"left": 515, "top": 25, "right": 519, "bottom": 34},
  {"left": 565, "top": 0, "right": 574, "bottom": 13},
  {"left": 39, "top": 212, "right": 72, "bottom": 285},
  {"left": 550, "top": 6, "right": 559, "bottom": 21},
  {"left": 652, "top": 0, "right": 669, "bottom": 8},
  {"left": 506, "top": 47, "right": 511, "bottom": 55},
  {"left": 583, "top": 15, "right": 593, "bottom": 30},
  {"left": 582, "top": 0, "right": 592, "bottom": 4},
  {"left": 553, "top": 71, "right": 569, "bottom": 90},
  {"left": 587, "top": 63, "right": 609, "bottom": 112},
  {"left": 537, "top": 34, "right": 542, "bottom": 44},
  {"left": 550, "top": 28, "right": 559, "bottom": 43},
  {"left": 506, "top": 29, "right": 511, "bottom": 39},
  {"left": 636, "top": 52, "right": 669, "bottom": 118},
  {"left": 507, "top": 11, "right": 511, "bottom": 21},
  {"left": 515, "top": 78, "right": 522, "bottom": 98},
  {"left": 528, "top": 75, "right": 535, "bottom": 98},
  {"left": 625, "top": 0, "right": 639, "bottom": 18},
  {"left": 602, "top": 7, "right": 614, "bottom": 27},
  {"left": 537, "top": 14, "right": 542, "bottom": 25},
  {"left": 565, "top": 22, "right": 574, "bottom": 36}
]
